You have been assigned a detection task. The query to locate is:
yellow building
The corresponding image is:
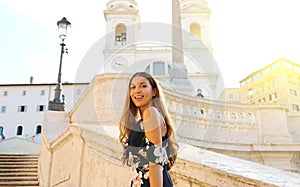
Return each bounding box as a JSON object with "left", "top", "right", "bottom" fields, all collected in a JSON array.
[{"left": 239, "top": 58, "right": 300, "bottom": 112}]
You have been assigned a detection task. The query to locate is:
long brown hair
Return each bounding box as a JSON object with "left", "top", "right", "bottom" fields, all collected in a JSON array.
[{"left": 119, "top": 72, "right": 178, "bottom": 168}]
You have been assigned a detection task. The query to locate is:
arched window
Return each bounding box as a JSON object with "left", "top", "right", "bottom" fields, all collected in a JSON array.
[
  {"left": 190, "top": 22, "right": 201, "bottom": 39},
  {"left": 144, "top": 62, "right": 171, "bottom": 76},
  {"left": 115, "top": 23, "right": 127, "bottom": 43},
  {"left": 36, "top": 125, "right": 42, "bottom": 134},
  {"left": 16, "top": 126, "right": 23, "bottom": 136},
  {"left": 153, "top": 62, "right": 165, "bottom": 75}
]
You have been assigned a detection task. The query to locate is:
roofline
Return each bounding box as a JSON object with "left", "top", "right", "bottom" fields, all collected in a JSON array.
[
  {"left": 239, "top": 57, "right": 300, "bottom": 84},
  {"left": 0, "top": 82, "right": 89, "bottom": 87}
]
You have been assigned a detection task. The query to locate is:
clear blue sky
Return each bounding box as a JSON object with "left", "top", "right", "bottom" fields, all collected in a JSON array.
[{"left": 1, "top": 0, "right": 300, "bottom": 87}]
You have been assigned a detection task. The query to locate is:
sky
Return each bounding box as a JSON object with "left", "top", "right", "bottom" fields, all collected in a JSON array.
[{"left": 1, "top": 0, "right": 300, "bottom": 88}]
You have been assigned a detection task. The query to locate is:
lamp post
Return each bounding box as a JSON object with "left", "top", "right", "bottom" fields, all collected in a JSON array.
[{"left": 48, "top": 17, "right": 71, "bottom": 111}]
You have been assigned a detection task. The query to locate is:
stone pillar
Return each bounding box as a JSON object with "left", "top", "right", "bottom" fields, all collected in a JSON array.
[
  {"left": 43, "top": 110, "right": 70, "bottom": 142},
  {"left": 170, "top": 0, "right": 194, "bottom": 95},
  {"left": 256, "top": 105, "right": 292, "bottom": 143}
]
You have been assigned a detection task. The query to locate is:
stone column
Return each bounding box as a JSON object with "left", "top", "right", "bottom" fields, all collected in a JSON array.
[
  {"left": 256, "top": 105, "right": 292, "bottom": 143},
  {"left": 170, "top": 0, "right": 194, "bottom": 95},
  {"left": 43, "top": 110, "right": 70, "bottom": 142}
]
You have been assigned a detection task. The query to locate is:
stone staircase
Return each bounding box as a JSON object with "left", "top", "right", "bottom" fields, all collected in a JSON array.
[{"left": 0, "top": 154, "right": 39, "bottom": 186}]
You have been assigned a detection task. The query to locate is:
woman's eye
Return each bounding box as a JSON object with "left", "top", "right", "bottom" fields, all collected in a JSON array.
[
  {"left": 130, "top": 86, "right": 135, "bottom": 89},
  {"left": 142, "top": 85, "right": 147, "bottom": 88}
]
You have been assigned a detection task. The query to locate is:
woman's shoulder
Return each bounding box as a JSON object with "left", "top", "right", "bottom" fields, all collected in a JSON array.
[
  {"left": 143, "top": 106, "right": 160, "bottom": 119},
  {"left": 142, "top": 107, "right": 163, "bottom": 132}
]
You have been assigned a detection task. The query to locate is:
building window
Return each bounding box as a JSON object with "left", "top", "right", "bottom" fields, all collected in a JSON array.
[
  {"left": 229, "top": 93, "right": 234, "bottom": 100},
  {"left": 36, "top": 105, "right": 45, "bottom": 112},
  {"left": 115, "top": 23, "right": 126, "bottom": 44},
  {"left": 16, "top": 126, "right": 23, "bottom": 136},
  {"left": 253, "top": 73, "right": 261, "bottom": 80},
  {"left": 1, "top": 106, "right": 6, "bottom": 113},
  {"left": 290, "top": 88, "right": 297, "bottom": 96},
  {"left": 258, "top": 98, "right": 266, "bottom": 104},
  {"left": 293, "top": 104, "right": 300, "bottom": 112},
  {"left": 248, "top": 89, "right": 254, "bottom": 98},
  {"left": 36, "top": 125, "right": 42, "bottom": 134},
  {"left": 41, "top": 90, "right": 45, "bottom": 96},
  {"left": 18, "top": 105, "right": 27, "bottom": 112},
  {"left": 262, "top": 67, "right": 271, "bottom": 75},
  {"left": 153, "top": 62, "right": 165, "bottom": 75},
  {"left": 145, "top": 62, "right": 170, "bottom": 75},
  {"left": 0, "top": 126, "right": 4, "bottom": 140},
  {"left": 269, "top": 92, "right": 277, "bottom": 101},
  {"left": 190, "top": 22, "right": 201, "bottom": 39},
  {"left": 3, "top": 91, "right": 8, "bottom": 96},
  {"left": 22, "top": 90, "right": 27, "bottom": 96}
]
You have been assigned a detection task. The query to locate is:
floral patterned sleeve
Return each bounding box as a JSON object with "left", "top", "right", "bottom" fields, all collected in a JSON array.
[{"left": 138, "top": 137, "right": 169, "bottom": 165}]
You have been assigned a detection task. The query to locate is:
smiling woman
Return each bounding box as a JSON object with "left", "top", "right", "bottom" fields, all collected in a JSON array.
[{"left": 119, "top": 72, "right": 178, "bottom": 187}]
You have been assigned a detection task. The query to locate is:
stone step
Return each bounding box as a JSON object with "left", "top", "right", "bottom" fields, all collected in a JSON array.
[
  {"left": 0, "top": 154, "right": 39, "bottom": 186},
  {"left": 0, "top": 154, "right": 38, "bottom": 159},
  {"left": 0, "top": 175, "right": 38, "bottom": 181},
  {"left": 0, "top": 164, "right": 38, "bottom": 169},
  {"left": 0, "top": 167, "right": 38, "bottom": 172},
  {"left": 0, "top": 158, "right": 38, "bottom": 162},
  {"left": 0, "top": 180, "right": 39, "bottom": 186},
  {"left": 0, "top": 172, "right": 37, "bottom": 177},
  {"left": 0, "top": 161, "right": 38, "bottom": 165}
]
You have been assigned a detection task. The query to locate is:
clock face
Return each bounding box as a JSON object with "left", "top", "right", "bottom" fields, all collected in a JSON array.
[{"left": 111, "top": 58, "right": 128, "bottom": 70}]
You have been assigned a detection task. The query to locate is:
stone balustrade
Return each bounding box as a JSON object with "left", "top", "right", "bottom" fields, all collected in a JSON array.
[
  {"left": 39, "top": 122, "right": 300, "bottom": 187},
  {"left": 68, "top": 73, "right": 300, "bottom": 173}
]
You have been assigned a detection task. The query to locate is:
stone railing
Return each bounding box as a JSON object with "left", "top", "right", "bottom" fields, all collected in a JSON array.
[
  {"left": 68, "top": 73, "right": 300, "bottom": 173},
  {"left": 38, "top": 122, "right": 300, "bottom": 187},
  {"left": 70, "top": 73, "right": 289, "bottom": 141},
  {"left": 161, "top": 86, "right": 293, "bottom": 146}
]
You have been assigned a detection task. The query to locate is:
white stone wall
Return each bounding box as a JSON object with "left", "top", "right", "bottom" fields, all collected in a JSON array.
[{"left": 0, "top": 83, "right": 88, "bottom": 140}]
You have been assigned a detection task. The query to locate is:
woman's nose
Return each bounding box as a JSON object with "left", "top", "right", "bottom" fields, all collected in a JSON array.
[{"left": 134, "top": 86, "right": 141, "bottom": 92}]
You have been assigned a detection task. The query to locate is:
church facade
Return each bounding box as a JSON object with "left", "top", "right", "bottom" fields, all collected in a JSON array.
[{"left": 101, "top": 0, "right": 224, "bottom": 99}]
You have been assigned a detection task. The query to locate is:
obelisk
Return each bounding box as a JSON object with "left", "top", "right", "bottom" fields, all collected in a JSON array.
[{"left": 170, "top": 0, "right": 194, "bottom": 95}]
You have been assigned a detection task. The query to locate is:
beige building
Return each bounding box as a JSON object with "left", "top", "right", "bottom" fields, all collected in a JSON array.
[
  {"left": 218, "top": 87, "right": 240, "bottom": 103},
  {"left": 239, "top": 58, "right": 300, "bottom": 113},
  {"left": 219, "top": 58, "right": 300, "bottom": 113}
]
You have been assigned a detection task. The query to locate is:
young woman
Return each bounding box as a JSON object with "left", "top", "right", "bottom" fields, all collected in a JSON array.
[{"left": 119, "top": 72, "right": 178, "bottom": 187}]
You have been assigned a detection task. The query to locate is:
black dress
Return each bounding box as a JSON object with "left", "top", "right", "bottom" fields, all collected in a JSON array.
[{"left": 125, "top": 119, "right": 173, "bottom": 187}]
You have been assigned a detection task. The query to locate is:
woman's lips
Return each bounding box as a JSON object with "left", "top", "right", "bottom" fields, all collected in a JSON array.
[{"left": 134, "top": 95, "right": 144, "bottom": 100}]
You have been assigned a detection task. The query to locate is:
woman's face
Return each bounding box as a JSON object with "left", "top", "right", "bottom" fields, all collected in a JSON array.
[{"left": 130, "top": 75, "right": 156, "bottom": 111}]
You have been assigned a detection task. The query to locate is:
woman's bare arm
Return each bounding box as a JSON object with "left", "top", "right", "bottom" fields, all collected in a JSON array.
[{"left": 143, "top": 107, "right": 163, "bottom": 186}]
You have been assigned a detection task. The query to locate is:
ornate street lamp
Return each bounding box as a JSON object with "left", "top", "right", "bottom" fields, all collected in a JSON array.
[{"left": 48, "top": 17, "right": 71, "bottom": 111}]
